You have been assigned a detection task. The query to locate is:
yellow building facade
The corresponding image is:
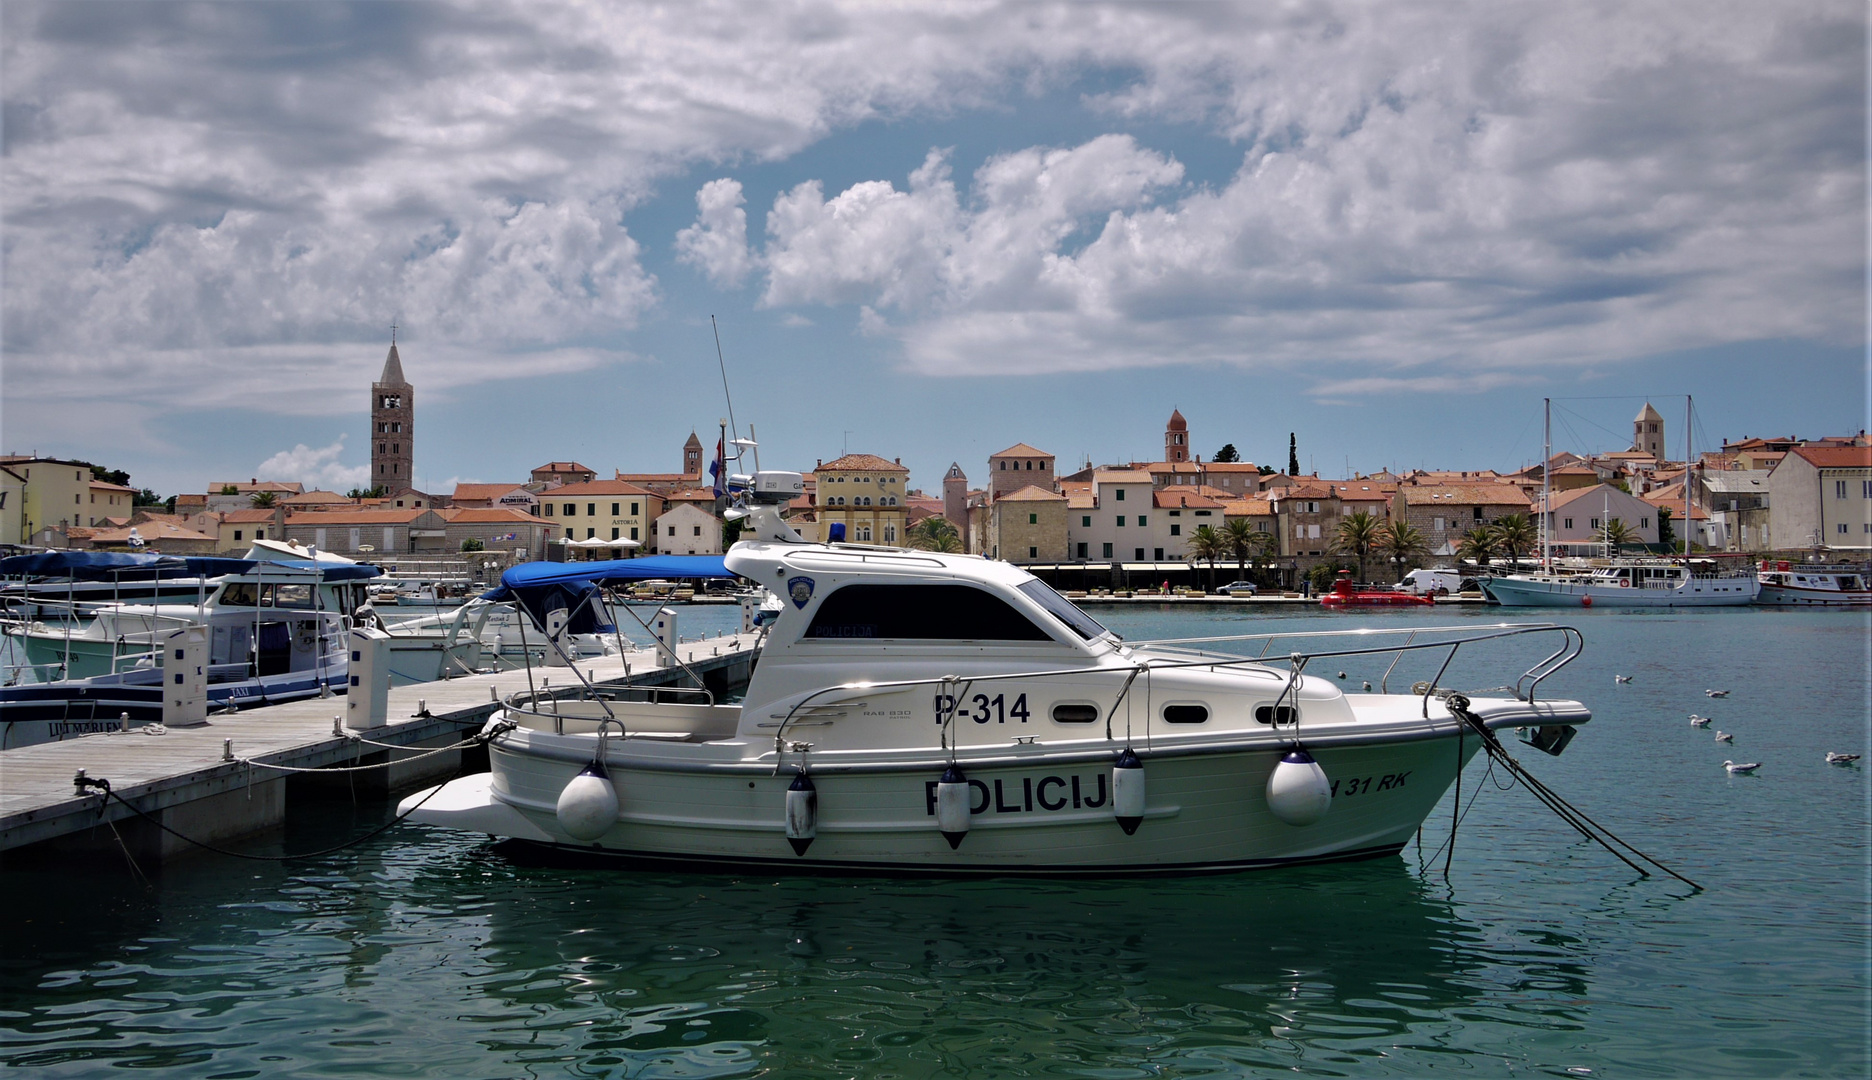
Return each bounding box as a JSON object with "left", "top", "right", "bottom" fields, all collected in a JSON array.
[{"left": 813, "top": 454, "right": 909, "bottom": 545}]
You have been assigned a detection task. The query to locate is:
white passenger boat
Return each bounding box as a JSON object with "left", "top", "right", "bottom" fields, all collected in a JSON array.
[
  {"left": 1484, "top": 560, "right": 1760, "bottom": 607},
  {"left": 405, "top": 470, "right": 1593, "bottom": 874},
  {"left": 1755, "top": 561, "right": 1872, "bottom": 606},
  {"left": 5, "top": 547, "right": 485, "bottom": 688}
]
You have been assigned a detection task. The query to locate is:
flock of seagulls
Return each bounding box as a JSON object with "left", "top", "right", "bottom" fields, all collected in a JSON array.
[{"left": 1678, "top": 691, "right": 1861, "bottom": 775}]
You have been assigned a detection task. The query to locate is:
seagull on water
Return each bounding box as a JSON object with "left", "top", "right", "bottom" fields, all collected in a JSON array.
[
  {"left": 1361, "top": 680, "right": 1373, "bottom": 691},
  {"left": 1826, "top": 752, "right": 1861, "bottom": 765},
  {"left": 1722, "top": 760, "right": 1761, "bottom": 775},
  {"left": 1706, "top": 689, "right": 1731, "bottom": 698},
  {"left": 1714, "top": 731, "right": 1734, "bottom": 743},
  {"left": 1337, "top": 671, "right": 1347, "bottom": 679},
  {"left": 1689, "top": 714, "right": 1711, "bottom": 727},
  {"left": 1614, "top": 674, "right": 1632, "bottom": 684}
]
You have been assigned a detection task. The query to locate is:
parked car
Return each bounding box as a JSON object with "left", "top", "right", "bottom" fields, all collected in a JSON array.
[{"left": 1216, "top": 580, "right": 1259, "bottom": 596}]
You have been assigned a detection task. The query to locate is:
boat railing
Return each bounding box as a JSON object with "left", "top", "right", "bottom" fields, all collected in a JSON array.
[
  {"left": 502, "top": 682, "right": 717, "bottom": 735},
  {"left": 763, "top": 622, "right": 1583, "bottom": 753}
]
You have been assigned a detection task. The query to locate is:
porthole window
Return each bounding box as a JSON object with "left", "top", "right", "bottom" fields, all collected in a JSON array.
[
  {"left": 1163, "top": 704, "right": 1209, "bottom": 724},
  {"left": 1051, "top": 703, "right": 1099, "bottom": 724},
  {"left": 1254, "top": 705, "right": 1298, "bottom": 725}
]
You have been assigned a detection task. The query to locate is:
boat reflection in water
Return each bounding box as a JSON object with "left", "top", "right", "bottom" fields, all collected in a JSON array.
[{"left": 464, "top": 851, "right": 1589, "bottom": 1075}]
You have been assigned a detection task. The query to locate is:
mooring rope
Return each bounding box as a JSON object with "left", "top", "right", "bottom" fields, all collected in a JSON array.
[
  {"left": 1443, "top": 694, "right": 1702, "bottom": 890},
  {"left": 73, "top": 722, "right": 512, "bottom": 863}
]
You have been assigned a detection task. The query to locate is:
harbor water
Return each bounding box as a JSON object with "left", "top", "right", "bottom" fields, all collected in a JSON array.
[{"left": 1, "top": 605, "right": 1865, "bottom": 1077}]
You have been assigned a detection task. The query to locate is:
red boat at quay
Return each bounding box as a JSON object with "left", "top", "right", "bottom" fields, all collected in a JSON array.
[{"left": 1320, "top": 570, "right": 1436, "bottom": 608}]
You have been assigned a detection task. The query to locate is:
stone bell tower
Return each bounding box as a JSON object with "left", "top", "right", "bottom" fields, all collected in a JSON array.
[
  {"left": 1632, "top": 402, "right": 1665, "bottom": 460},
  {"left": 1165, "top": 408, "right": 1189, "bottom": 463},
  {"left": 371, "top": 330, "right": 414, "bottom": 490}
]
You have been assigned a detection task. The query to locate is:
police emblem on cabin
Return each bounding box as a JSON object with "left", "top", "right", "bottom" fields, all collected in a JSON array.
[{"left": 787, "top": 576, "right": 815, "bottom": 609}]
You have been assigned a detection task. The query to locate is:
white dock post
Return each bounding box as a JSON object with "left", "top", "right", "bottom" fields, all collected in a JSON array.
[
  {"left": 653, "top": 607, "right": 679, "bottom": 667},
  {"left": 544, "top": 607, "right": 570, "bottom": 667},
  {"left": 346, "top": 626, "right": 392, "bottom": 730},
  {"left": 162, "top": 626, "right": 210, "bottom": 728}
]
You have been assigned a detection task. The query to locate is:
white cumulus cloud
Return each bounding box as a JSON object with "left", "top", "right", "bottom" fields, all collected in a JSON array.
[
  {"left": 255, "top": 437, "right": 371, "bottom": 493},
  {"left": 675, "top": 178, "right": 755, "bottom": 288}
]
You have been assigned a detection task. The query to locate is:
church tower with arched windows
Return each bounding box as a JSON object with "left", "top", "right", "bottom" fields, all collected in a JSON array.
[
  {"left": 371, "top": 334, "right": 414, "bottom": 490},
  {"left": 1165, "top": 409, "right": 1189, "bottom": 463}
]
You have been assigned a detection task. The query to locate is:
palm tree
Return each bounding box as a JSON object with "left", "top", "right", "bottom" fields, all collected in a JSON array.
[
  {"left": 1492, "top": 513, "right": 1536, "bottom": 567},
  {"left": 1598, "top": 517, "right": 1637, "bottom": 553},
  {"left": 1186, "top": 525, "right": 1226, "bottom": 592},
  {"left": 1456, "top": 524, "right": 1499, "bottom": 567},
  {"left": 906, "top": 517, "right": 963, "bottom": 553},
  {"left": 249, "top": 491, "right": 278, "bottom": 509},
  {"left": 1376, "top": 520, "right": 1428, "bottom": 581},
  {"left": 1331, "top": 510, "right": 1383, "bottom": 582},
  {"left": 1222, "top": 518, "right": 1260, "bottom": 581}
]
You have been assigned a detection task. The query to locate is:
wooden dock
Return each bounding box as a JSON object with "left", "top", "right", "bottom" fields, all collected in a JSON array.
[{"left": 0, "top": 631, "right": 762, "bottom": 862}]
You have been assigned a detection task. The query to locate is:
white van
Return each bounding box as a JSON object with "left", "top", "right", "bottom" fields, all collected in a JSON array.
[{"left": 1396, "top": 568, "right": 1470, "bottom": 596}]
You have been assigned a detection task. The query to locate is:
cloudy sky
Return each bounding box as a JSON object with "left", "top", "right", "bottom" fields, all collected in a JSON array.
[{"left": 2, "top": 1, "right": 1864, "bottom": 497}]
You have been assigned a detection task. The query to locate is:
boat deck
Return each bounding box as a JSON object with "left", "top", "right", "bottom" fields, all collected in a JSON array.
[{"left": 0, "top": 631, "right": 763, "bottom": 857}]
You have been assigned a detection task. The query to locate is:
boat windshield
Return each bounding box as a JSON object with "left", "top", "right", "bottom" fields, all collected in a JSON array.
[{"left": 1017, "top": 579, "right": 1116, "bottom": 642}]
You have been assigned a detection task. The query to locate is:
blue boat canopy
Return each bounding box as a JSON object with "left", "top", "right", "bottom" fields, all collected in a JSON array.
[
  {"left": 480, "top": 556, "right": 739, "bottom": 636},
  {"left": 0, "top": 551, "right": 257, "bottom": 581}
]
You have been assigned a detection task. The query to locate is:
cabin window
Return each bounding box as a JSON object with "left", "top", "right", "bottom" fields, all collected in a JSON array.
[
  {"left": 221, "top": 582, "right": 259, "bottom": 606},
  {"left": 1052, "top": 703, "right": 1099, "bottom": 724},
  {"left": 1016, "top": 580, "right": 1110, "bottom": 640},
  {"left": 1163, "top": 704, "right": 1208, "bottom": 724},
  {"left": 1255, "top": 705, "right": 1298, "bottom": 725},
  {"left": 804, "top": 584, "right": 1052, "bottom": 641}
]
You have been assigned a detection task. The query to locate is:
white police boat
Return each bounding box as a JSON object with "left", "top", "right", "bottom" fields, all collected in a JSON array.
[{"left": 403, "top": 472, "right": 1591, "bottom": 874}]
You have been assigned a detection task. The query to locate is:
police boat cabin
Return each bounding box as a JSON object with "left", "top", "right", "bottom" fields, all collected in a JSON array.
[{"left": 404, "top": 469, "right": 1592, "bottom": 873}]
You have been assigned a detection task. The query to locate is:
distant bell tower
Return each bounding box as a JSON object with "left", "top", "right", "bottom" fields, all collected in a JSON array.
[
  {"left": 371, "top": 328, "right": 414, "bottom": 490},
  {"left": 682, "top": 432, "right": 704, "bottom": 479},
  {"left": 1632, "top": 402, "right": 1665, "bottom": 460},
  {"left": 943, "top": 462, "right": 968, "bottom": 532},
  {"left": 1165, "top": 408, "right": 1189, "bottom": 463}
]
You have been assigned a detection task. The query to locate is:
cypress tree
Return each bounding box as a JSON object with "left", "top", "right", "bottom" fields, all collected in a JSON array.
[{"left": 1287, "top": 433, "right": 1299, "bottom": 476}]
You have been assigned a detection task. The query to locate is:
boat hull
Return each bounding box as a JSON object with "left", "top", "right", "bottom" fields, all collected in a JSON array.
[
  {"left": 1485, "top": 574, "right": 1758, "bottom": 607},
  {"left": 1755, "top": 584, "right": 1872, "bottom": 606},
  {"left": 410, "top": 730, "right": 1495, "bottom": 874}
]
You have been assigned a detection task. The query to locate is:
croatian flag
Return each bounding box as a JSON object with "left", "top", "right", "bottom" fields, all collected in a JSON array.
[{"left": 710, "top": 437, "right": 725, "bottom": 498}]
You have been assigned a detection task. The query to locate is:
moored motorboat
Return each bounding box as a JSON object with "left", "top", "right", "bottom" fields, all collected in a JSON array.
[
  {"left": 404, "top": 468, "right": 1592, "bottom": 874},
  {"left": 1755, "top": 562, "right": 1872, "bottom": 606}
]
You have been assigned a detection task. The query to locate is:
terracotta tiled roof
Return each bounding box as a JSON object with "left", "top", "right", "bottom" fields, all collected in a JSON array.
[
  {"left": 1789, "top": 446, "right": 1872, "bottom": 468},
  {"left": 996, "top": 484, "right": 1067, "bottom": 502},
  {"left": 545, "top": 479, "right": 661, "bottom": 498},
  {"left": 281, "top": 490, "right": 350, "bottom": 505},
  {"left": 93, "top": 522, "right": 215, "bottom": 543},
  {"left": 1153, "top": 490, "right": 1222, "bottom": 509},
  {"left": 217, "top": 509, "right": 279, "bottom": 523},
  {"left": 1203, "top": 462, "right": 1262, "bottom": 472},
  {"left": 451, "top": 482, "right": 529, "bottom": 500},
  {"left": 1399, "top": 484, "right": 1531, "bottom": 507},
  {"left": 1067, "top": 494, "right": 1098, "bottom": 510},
  {"left": 612, "top": 472, "right": 694, "bottom": 483},
  {"left": 89, "top": 480, "right": 136, "bottom": 493},
  {"left": 285, "top": 509, "right": 425, "bottom": 525},
  {"left": 989, "top": 443, "right": 1052, "bottom": 459},
  {"left": 437, "top": 507, "right": 553, "bottom": 525},
  {"left": 1093, "top": 470, "right": 1152, "bottom": 484},
  {"left": 533, "top": 461, "right": 593, "bottom": 474},
  {"left": 817, "top": 453, "right": 909, "bottom": 472},
  {"left": 209, "top": 480, "right": 304, "bottom": 494}
]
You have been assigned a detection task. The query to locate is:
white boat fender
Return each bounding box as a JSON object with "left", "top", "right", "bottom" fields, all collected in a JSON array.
[
  {"left": 935, "top": 764, "right": 970, "bottom": 849},
  {"left": 1112, "top": 748, "right": 1145, "bottom": 835},
  {"left": 785, "top": 770, "right": 818, "bottom": 856},
  {"left": 1266, "top": 748, "right": 1332, "bottom": 826},
  {"left": 555, "top": 760, "right": 619, "bottom": 842}
]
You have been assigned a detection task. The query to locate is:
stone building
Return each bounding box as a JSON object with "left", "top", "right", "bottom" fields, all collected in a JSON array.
[{"left": 812, "top": 454, "right": 909, "bottom": 545}]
